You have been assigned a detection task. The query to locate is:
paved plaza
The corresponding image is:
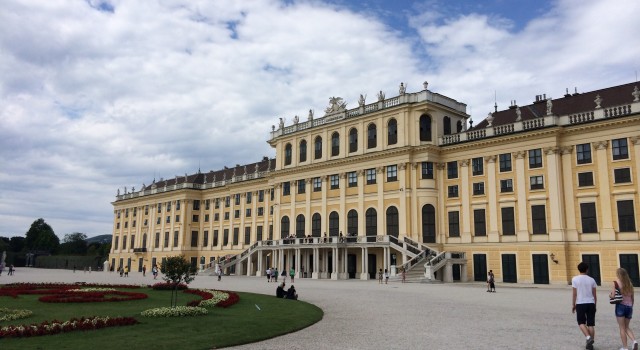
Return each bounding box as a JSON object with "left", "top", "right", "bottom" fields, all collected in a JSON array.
[{"left": 1, "top": 268, "right": 637, "bottom": 349}]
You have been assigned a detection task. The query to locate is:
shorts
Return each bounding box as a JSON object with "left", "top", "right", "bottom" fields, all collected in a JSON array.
[
  {"left": 575, "top": 303, "right": 596, "bottom": 326},
  {"left": 615, "top": 304, "right": 633, "bottom": 319}
]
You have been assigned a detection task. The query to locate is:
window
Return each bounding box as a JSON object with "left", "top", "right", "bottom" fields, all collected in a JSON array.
[
  {"left": 448, "top": 211, "right": 460, "bottom": 237},
  {"left": 122, "top": 235, "right": 127, "bottom": 249},
  {"left": 578, "top": 172, "right": 594, "bottom": 187},
  {"left": 154, "top": 232, "right": 160, "bottom": 248},
  {"left": 192, "top": 215, "right": 199, "bottom": 222},
  {"left": 223, "top": 229, "right": 229, "bottom": 246},
  {"left": 234, "top": 194, "right": 240, "bottom": 205},
  {"left": 256, "top": 226, "right": 263, "bottom": 241},
  {"left": 388, "top": 118, "right": 397, "bottom": 145},
  {"left": 448, "top": 185, "right": 459, "bottom": 198},
  {"left": 203, "top": 231, "right": 209, "bottom": 246},
  {"left": 284, "top": 143, "right": 292, "bottom": 165},
  {"left": 234, "top": 210, "right": 240, "bottom": 219},
  {"left": 313, "top": 177, "right": 322, "bottom": 191},
  {"left": 124, "top": 222, "right": 128, "bottom": 228},
  {"left": 443, "top": 116, "right": 451, "bottom": 135},
  {"left": 166, "top": 216, "right": 170, "bottom": 224},
  {"left": 233, "top": 228, "right": 239, "bottom": 245},
  {"left": 474, "top": 209, "right": 486, "bottom": 236},
  {"left": 580, "top": 202, "right": 598, "bottom": 233},
  {"left": 133, "top": 208, "right": 137, "bottom": 217},
  {"left": 205, "top": 200, "right": 210, "bottom": 210},
  {"left": 116, "top": 222, "right": 120, "bottom": 229},
  {"left": 331, "top": 132, "right": 340, "bottom": 156},
  {"left": 295, "top": 215, "right": 305, "bottom": 238},
  {"left": 175, "top": 215, "right": 180, "bottom": 223},
  {"left": 473, "top": 182, "right": 485, "bottom": 195},
  {"left": 312, "top": 213, "right": 321, "bottom": 237},
  {"left": 576, "top": 143, "right": 592, "bottom": 164},
  {"left": 204, "top": 214, "right": 209, "bottom": 222},
  {"left": 213, "top": 230, "right": 218, "bottom": 246},
  {"left": 499, "top": 153, "right": 512, "bottom": 172},
  {"left": 156, "top": 217, "right": 161, "bottom": 225},
  {"left": 225, "top": 196, "right": 230, "bottom": 207},
  {"left": 367, "top": 123, "right": 377, "bottom": 149},
  {"left": 472, "top": 157, "right": 484, "bottom": 176},
  {"left": 164, "top": 232, "right": 169, "bottom": 248},
  {"left": 244, "top": 227, "right": 251, "bottom": 244},
  {"left": 386, "top": 207, "right": 399, "bottom": 237},
  {"left": 348, "top": 171, "right": 357, "bottom": 187},
  {"left": 283, "top": 182, "right": 290, "bottom": 196},
  {"left": 191, "top": 231, "right": 198, "bottom": 247},
  {"left": 531, "top": 205, "right": 547, "bottom": 234},
  {"left": 280, "top": 216, "right": 290, "bottom": 237},
  {"left": 330, "top": 174, "right": 339, "bottom": 189},
  {"left": 258, "top": 207, "right": 264, "bottom": 216},
  {"left": 157, "top": 203, "right": 162, "bottom": 213},
  {"left": 614, "top": 168, "right": 632, "bottom": 184},
  {"left": 617, "top": 200, "right": 636, "bottom": 232},
  {"left": 386, "top": 165, "right": 397, "bottom": 182},
  {"left": 528, "top": 149, "right": 542, "bottom": 168},
  {"left": 447, "top": 161, "right": 458, "bottom": 179},
  {"left": 166, "top": 202, "right": 171, "bottom": 211},
  {"left": 125, "top": 209, "right": 129, "bottom": 218},
  {"left": 500, "top": 179, "right": 513, "bottom": 193},
  {"left": 176, "top": 200, "right": 180, "bottom": 210},
  {"left": 224, "top": 212, "right": 229, "bottom": 220},
  {"left": 612, "top": 138, "right": 629, "bottom": 160},
  {"left": 258, "top": 190, "right": 264, "bottom": 202},
  {"left": 419, "top": 115, "right": 432, "bottom": 141},
  {"left": 193, "top": 200, "right": 200, "bottom": 210},
  {"left": 501, "top": 207, "right": 515, "bottom": 235},
  {"left": 246, "top": 208, "right": 251, "bottom": 217},
  {"left": 214, "top": 213, "right": 219, "bottom": 221},
  {"left": 421, "top": 162, "right": 434, "bottom": 179},
  {"left": 365, "top": 208, "right": 377, "bottom": 236},
  {"left": 246, "top": 192, "right": 252, "bottom": 204},
  {"left": 215, "top": 198, "right": 220, "bottom": 209},
  {"left": 347, "top": 210, "right": 358, "bottom": 236},
  {"left": 298, "top": 180, "right": 306, "bottom": 194},
  {"left": 314, "top": 136, "right": 322, "bottom": 159},
  {"left": 173, "top": 231, "right": 179, "bottom": 247},
  {"left": 530, "top": 176, "right": 544, "bottom": 190},
  {"left": 329, "top": 212, "right": 339, "bottom": 236},
  {"left": 145, "top": 206, "right": 149, "bottom": 215},
  {"left": 366, "top": 169, "right": 376, "bottom": 185},
  {"left": 299, "top": 140, "right": 307, "bottom": 162},
  {"left": 349, "top": 128, "right": 358, "bottom": 153}
]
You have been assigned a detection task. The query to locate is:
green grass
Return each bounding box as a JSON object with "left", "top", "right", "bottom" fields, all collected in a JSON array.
[{"left": 0, "top": 287, "right": 323, "bottom": 350}]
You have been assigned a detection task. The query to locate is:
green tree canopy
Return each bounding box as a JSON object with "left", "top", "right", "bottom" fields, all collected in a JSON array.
[
  {"left": 24, "top": 218, "right": 60, "bottom": 253},
  {"left": 9, "top": 236, "right": 25, "bottom": 252},
  {"left": 59, "top": 232, "right": 88, "bottom": 255},
  {"left": 161, "top": 255, "right": 196, "bottom": 307}
]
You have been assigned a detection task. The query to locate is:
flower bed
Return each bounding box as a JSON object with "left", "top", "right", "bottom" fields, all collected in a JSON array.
[
  {"left": 39, "top": 291, "right": 148, "bottom": 303},
  {"left": 0, "top": 316, "right": 139, "bottom": 339},
  {"left": 196, "top": 291, "right": 230, "bottom": 308},
  {"left": 215, "top": 292, "right": 240, "bottom": 308},
  {"left": 184, "top": 289, "right": 214, "bottom": 307},
  {"left": 0, "top": 308, "right": 33, "bottom": 322},
  {"left": 150, "top": 282, "right": 188, "bottom": 290},
  {"left": 140, "top": 306, "right": 208, "bottom": 318},
  {"left": 0, "top": 283, "right": 141, "bottom": 298},
  {"left": 68, "top": 288, "right": 116, "bottom": 293}
]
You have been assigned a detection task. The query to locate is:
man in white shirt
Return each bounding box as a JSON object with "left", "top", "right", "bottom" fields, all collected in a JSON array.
[{"left": 572, "top": 262, "right": 598, "bottom": 350}]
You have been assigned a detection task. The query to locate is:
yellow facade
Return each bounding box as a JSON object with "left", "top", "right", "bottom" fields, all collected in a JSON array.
[{"left": 110, "top": 82, "right": 640, "bottom": 285}]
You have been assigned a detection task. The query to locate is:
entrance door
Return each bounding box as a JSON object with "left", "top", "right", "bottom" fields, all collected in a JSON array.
[
  {"left": 532, "top": 254, "right": 549, "bottom": 284},
  {"left": 473, "top": 254, "right": 487, "bottom": 282},
  {"left": 501, "top": 254, "right": 518, "bottom": 283},
  {"left": 620, "top": 254, "right": 640, "bottom": 287},
  {"left": 190, "top": 257, "right": 197, "bottom": 271},
  {"left": 126, "top": 258, "right": 131, "bottom": 270},
  {"left": 582, "top": 254, "right": 601, "bottom": 286},
  {"left": 347, "top": 254, "right": 357, "bottom": 279},
  {"left": 138, "top": 258, "right": 143, "bottom": 272},
  {"left": 327, "top": 253, "right": 333, "bottom": 275},
  {"left": 452, "top": 264, "right": 461, "bottom": 281},
  {"left": 368, "top": 254, "right": 377, "bottom": 279}
]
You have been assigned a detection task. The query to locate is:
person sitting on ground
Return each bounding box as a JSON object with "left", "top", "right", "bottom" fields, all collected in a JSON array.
[
  {"left": 276, "top": 282, "right": 286, "bottom": 298},
  {"left": 286, "top": 285, "right": 298, "bottom": 300}
]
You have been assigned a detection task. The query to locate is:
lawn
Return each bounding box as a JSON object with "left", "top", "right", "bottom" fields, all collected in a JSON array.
[{"left": 0, "top": 284, "right": 323, "bottom": 350}]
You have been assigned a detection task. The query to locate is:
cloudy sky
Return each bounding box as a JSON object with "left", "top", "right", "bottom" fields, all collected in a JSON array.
[{"left": 1, "top": 0, "right": 639, "bottom": 239}]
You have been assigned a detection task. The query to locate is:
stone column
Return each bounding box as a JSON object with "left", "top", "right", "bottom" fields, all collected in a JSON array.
[
  {"left": 513, "top": 151, "right": 529, "bottom": 241},
  {"left": 357, "top": 170, "right": 365, "bottom": 237},
  {"left": 593, "top": 140, "right": 615, "bottom": 240},
  {"left": 436, "top": 163, "right": 446, "bottom": 243},
  {"left": 376, "top": 166, "right": 385, "bottom": 235},
  {"left": 305, "top": 179, "right": 312, "bottom": 235},
  {"left": 460, "top": 160, "right": 471, "bottom": 243},
  {"left": 410, "top": 163, "right": 419, "bottom": 240},
  {"left": 321, "top": 175, "right": 328, "bottom": 235},
  {"left": 339, "top": 173, "right": 347, "bottom": 234},
  {"left": 485, "top": 155, "right": 499, "bottom": 242},
  {"left": 312, "top": 247, "right": 319, "bottom": 279},
  {"left": 399, "top": 163, "right": 408, "bottom": 236},
  {"left": 331, "top": 247, "right": 338, "bottom": 280},
  {"left": 257, "top": 250, "right": 263, "bottom": 277},
  {"left": 544, "top": 147, "right": 566, "bottom": 241},
  {"left": 560, "top": 146, "right": 578, "bottom": 241}
]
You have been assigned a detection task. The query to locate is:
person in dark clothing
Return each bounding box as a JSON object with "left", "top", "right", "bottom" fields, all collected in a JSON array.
[
  {"left": 286, "top": 285, "right": 298, "bottom": 300},
  {"left": 276, "top": 282, "right": 286, "bottom": 298}
]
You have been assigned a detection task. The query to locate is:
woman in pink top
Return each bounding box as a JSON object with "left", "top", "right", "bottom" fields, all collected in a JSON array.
[{"left": 611, "top": 268, "right": 638, "bottom": 350}]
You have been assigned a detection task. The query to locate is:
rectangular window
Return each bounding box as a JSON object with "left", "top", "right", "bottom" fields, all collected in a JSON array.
[
  {"left": 257, "top": 226, "right": 263, "bottom": 241},
  {"left": 225, "top": 196, "right": 230, "bottom": 207},
  {"left": 192, "top": 215, "right": 199, "bottom": 222},
  {"left": 386, "top": 165, "right": 397, "bottom": 182},
  {"left": 193, "top": 200, "right": 200, "bottom": 211},
  {"left": 313, "top": 177, "right": 322, "bottom": 191},
  {"left": 215, "top": 198, "right": 220, "bottom": 209},
  {"left": 298, "top": 180, "right": 306, "bottom": 194},
  {"left": 528, "top": 149, "right": 543, "bottom": 168},
  {"left": 233, "top": 228, "right": 239, "bottom": 245},
  {"left": 125, "top": 221, "right": 129, "bottom": 228},
  {"left": 580, "top": 202, "right": 598, "bottom": 233},
  {"left": 530, "top": 175, "right": 544, "bottom": 190},
  {"left": 617, "top": 200, "right": 636, "bottom": 232},
  {"left": 448, "top": 211, "right": 460, "bottom": 237},
  {"left": 114, "top": 236, "right": 119, "bottom": 250},
  {"left": 244, "top": 227, "right": 251, "bottom": 244},
  {"left": 421, "top": 162, "right": 434, "bottom": 179},
  {"left": 578, "top": 172, "right": 594, "bottom": 187},
  {"left": 366, "top": 169, "right": 376, "bottom": 185},
  {"left": 224, "top": 212, "right": 229, "bottom": 220},
  {"left": 157, "top": 203, "right": 162, "bottom": 213},
  {"left": 500, "top": 179, "right": 513, "bottom": 193},
  {"left": 448, "top": 185, "right": 459, "bottom": 198},
  {"left": 348, "top": 171, "right": 358, "bottom": 187},
  {"left": 213, "top": 230, "right": 219, "bottom": 247},
  {"left": 205, "top": 200, "right": 210, "bottom": 210},
  {"left": 223, "top": 229, "right": 229, "bottom": 246},
  {"left": 122, "top": 235, "right": 127, "bottom": 249},
  {"left": 191, "top": 231, "right": 198, "bottom": 247},
  {"left": 473, "top": 182, "right": 485, "bottom": 195},
  {"left": 133, "top": 208, "right": 137, "bottom": 217},
  {"left": 472, "top": 157, "right": 484, "bottom": 176},
  {"left": 447, "top": 161, "right": 458, "bottom": 179},
  {"left": 271, "top": 189, "right": 274, "bottom": 201},
  {"left": 117, "top": 222, "right": 120, "bottom": 229},
  {"left": 612, "top": 138, "right": 629, "bottom": 160},
  {"left": 531, "top": 205, "right": 547, "bottom": 234},
  {"left": 176, "top": 200, "right": 180, "bottom": 210},
  {"left": 258, "top": 207, "right": 264, "bottom": 216},
  {"left": 246, "top": 208, "right": 251, "bottom": 217},
  {"left": 166, "top": 216, "right": 170, "bottom": 224},
  {"left": 614, "top": 168, "right": 632, "bottom": 184},
  {"left": 473, "top": 209, "right": 486, "bottom": 236},
  {"left": 145, "top": 205, "right": 149, "bottom": 215},
  {"left": 164, "top": 232, "right": 169, "bottom": 247},
  {"left": 154, "top": 232, "right": 160, "bottom": 248},
  {"left": 204, "top": 214, "right": 209, "bottom": 222},
  {"left": 576, "top": 143, "right": 592, "bottom": 164},
  {"left": 125, "top": 208, "right": 129, "bottom": 218},
  {"left": 143, "top": 219, "right": 147, "bottom": 226},
  {"left": 246, "top": 192, "right": 252, "bottom": 204},
  {"left": 173, "top": 231, "right": 179, "bottom": 247},
  {"left": 234, "top": 210, "right": 240, "bottom": 219},
  {"left": 501, "top": 207, "right": 515, "bottom": 235},
  {"left": 330, "top": 174, "right": 340, "bottom": 189},
  {"left": 203, "top": 231, "right": 209, "bottom": 247},
  {"left": 234, "top": 194, "right": 240, "bottom": 205},
  {"left": 166, "top": 202, "right": 171, "bottom": 211},
  {"left": 156, "top": 217, "right": 161, "bottom": 225},
  {"left": 283, "top": 182, "right": 290, "bottom": 196},
  {"left": 175, "top": 215, "right": 180, "bottom": 223},
  {"left": 258, "top": 190, "right": 265, "bottom": 202},
  {"left": 130, "top": 235, "right": 135, "bottom": 249},
  {"left": 214, "top": 213, "right": 219, "bottom": 221}
]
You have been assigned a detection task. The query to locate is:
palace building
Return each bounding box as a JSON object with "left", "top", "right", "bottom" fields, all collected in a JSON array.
[{"left": 110, "top": 81, "right": 640, "bottom": 286}]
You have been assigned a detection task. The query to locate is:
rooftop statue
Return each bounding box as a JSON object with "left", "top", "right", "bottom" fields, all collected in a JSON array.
[
  {"left": 358, "top": 94, "right": 366, "bottom": 107},
  {"left": 279, "top": 117, "right": 285, "bottom": 130},
  {"left": 325, "top": 97, "right": 347, "bottom": 114},
  {"left": 308, "top": 109, "right": 314, "bottom": 121},
  {"left": 399, "top": 82, "right": 406, "bottom": 95},
  {"left": 377, "top": 90, "right": 385, "bottom": 101},
  {"left": 546, "top": 98, "right": 553, "bottom": 115},
  {"left": 293, "top": 115, "right": 299, "bottom": 124}
]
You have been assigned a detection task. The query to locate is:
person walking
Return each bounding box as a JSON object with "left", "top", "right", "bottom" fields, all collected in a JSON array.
[
  {"left": 152, "top": 265, "right": 158, "bottom": 279},
  {"left": 378, "top": 268, "right": 383, "bottom": 284},
  {"left": 124, "top": 265, "right": 129, "bottom": 277},
  {"left": 572, "top": 262, "right": 598, "bottom": 350},
  {"left": 401, "top": 268, "right": 406, "bottom": 283},
  {"left": 8, "top": 264, "right": 14, "bottom": 276},
  {"left": 142, "top": 265, "right": 146, "bottom": 277},
  {"left": 488, "top": 270, "right": 496, "bottom": 292},
  {"left": 384, "top": 268, "right": 389, "bottom": 284},
  {"left": 611, "top": 267, "right": 637, "bottom": 350},
  {"left": 290, "top": 267, "right": 295, "bottom": 283},
  {"left": 266, "top": 267, "right": 272, "bottom": 282}
]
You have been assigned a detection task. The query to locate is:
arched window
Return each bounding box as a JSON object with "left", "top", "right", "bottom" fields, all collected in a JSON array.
[
  {"left": 296, "top": 214, "right": 305, "bottom": 238},
  {"left": 280, "top": 216, "right": 290, "bottom": 238},
  {"left": 347, "top": 210, "right": 358, "bottom": 236},
  {"left": 299, "top": 140, "right": 307, "bottom": 163},
  {"left": 314, "top": 136, "right": 322, "bottom": 159},
  {"left": 331, "top": 132, "right": 340, "bottom": 156},
  {"left": 284, "top": 143, "right": 292, "bottom": 165},
  {"left": 365, "top": 208, "right": 377, "bottom": 238},
  {"left": 457, "top": 120, "right": 463, "bottom": 133},
  {"left": 329, "top": 211, "right": 339, "bottom": 236},
  {"left": 444, "top": 116, "right": 451, "bottom": 135},
  {"left": 422, "top": 204, "right": 436, "bottom": 243},
  {"left": 386, "top": 206, "right": 399, "bottom": 237},
  {"left": 419, "top": 115, "right": 432, "bottom": 141},
  {"left": 349, "top": 128, "right": 358, "bottom": 153},
  {"left": 367, "top": 123, "right": 377, "bottom": 149},
  {"left": 387, "top": 118, "right": 397, "bottom": 145},
  {"left": 312, "top": 213, "right": 321, "bottom": 237},
  {"left": 142, "top": 233, "right": 147, "bottom": 248}
]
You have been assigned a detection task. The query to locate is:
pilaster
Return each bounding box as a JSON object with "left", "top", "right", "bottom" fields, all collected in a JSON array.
[
  {"left": 544, "top": 147, "right": 565, "bottom": 241},
  {"left": 593, "top": 140, "right": 615, "bottom": 240},
  {"left": 460, "top": 159, "right": 471, "bottom": 243},
  {"left": 513, "top": 151, "right": 529, "bottom": 241},
  {"left": 485, "top": 155, "right": 499, "bottom": 242}
]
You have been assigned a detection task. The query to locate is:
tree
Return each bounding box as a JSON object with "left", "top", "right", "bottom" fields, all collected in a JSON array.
[
  {"left": 161, "top": 255, "right": 196, "bottom": 307},
  {"left": 24, "top": 218, "right": 60, "bottom": 253},
  {"left": 9, "top": 236, "right": 25, "bottom": 253},
  {"left": 59, "top": 232, "right": 88, "bottom": 255}
]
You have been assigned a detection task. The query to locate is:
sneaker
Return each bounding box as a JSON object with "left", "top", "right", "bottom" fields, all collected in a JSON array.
[
  {"left": 633, "top": 342, "right": 638, "bottom": 350},
  {"left": 586, "top": 338, "right": 594, "bottom": 350}
]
